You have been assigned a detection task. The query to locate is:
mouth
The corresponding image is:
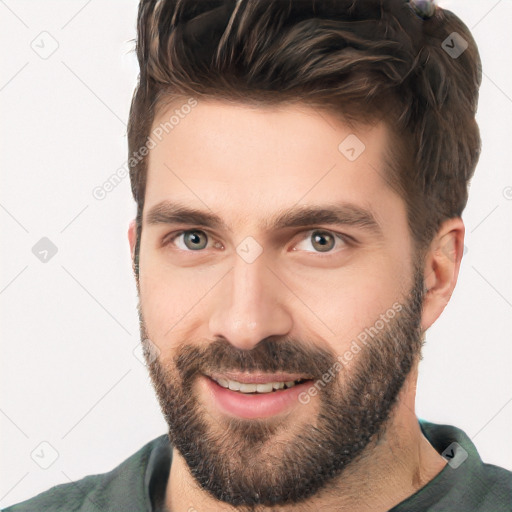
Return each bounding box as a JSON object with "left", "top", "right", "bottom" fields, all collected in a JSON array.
[
  {"left": 202, "top": 374, "right": 316, "bottom": 419},
  {"left": 209, "top": 375, "right": 311, "bottom": 394}
]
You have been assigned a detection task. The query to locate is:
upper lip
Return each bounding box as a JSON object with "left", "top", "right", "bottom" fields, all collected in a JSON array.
[{"left": 206, "top": 372, "right": 313, "bottom": 384}]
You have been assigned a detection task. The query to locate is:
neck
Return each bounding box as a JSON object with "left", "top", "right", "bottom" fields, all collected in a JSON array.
[{"left": 164, "top": 369, "right": 446, "bottom": 512}]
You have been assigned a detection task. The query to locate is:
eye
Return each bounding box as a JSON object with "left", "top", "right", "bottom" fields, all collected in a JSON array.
[
  {"left": 164, "top": 229, "right": 222, "bottom": 251},
  {"left": 293, "top": 229, "right": 349, "bottom": 254},
  {"left": 163, "top": 228, "right": 351, "bottom": 254}
]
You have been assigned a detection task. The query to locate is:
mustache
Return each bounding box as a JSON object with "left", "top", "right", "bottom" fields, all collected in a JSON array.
[{"left": 172, "top": 336, "right": 339, "bottom": 384}]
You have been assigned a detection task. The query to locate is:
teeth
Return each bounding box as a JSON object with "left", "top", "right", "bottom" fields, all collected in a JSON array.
[
  {"left": 240, "top": 383, "right": 258, "bottom": 393},
  {"left": 216, "top": 377, "right": 230, "bottom": 388},
  {"left": 212, "top": 377, "right": 305, "bottom": 394},
  {"left": 227, "top": 380, "right": 241, "bottom": 391},
  {"left": 255, "top": 382, "right": 273, "bottom": 393}
]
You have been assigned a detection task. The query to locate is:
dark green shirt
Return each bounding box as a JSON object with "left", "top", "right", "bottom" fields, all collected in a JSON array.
[{"left": 2, "top": 419, "right": 511, "bottom": 511}]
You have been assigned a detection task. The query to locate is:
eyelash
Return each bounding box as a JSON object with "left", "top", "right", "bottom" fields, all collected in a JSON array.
[{"left": 162, "top": 228, "right": 354, "bottom": 256}]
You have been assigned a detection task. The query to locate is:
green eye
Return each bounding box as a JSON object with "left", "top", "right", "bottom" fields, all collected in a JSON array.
[
  {"left": 175, "top": 230, "right": 209, "bottom": 251},
  {"left": 293, "top": 229, "right": 348, "bottom": 254},
  {"left": 310, "top": 230, "right": 336, "bottom": 253}
]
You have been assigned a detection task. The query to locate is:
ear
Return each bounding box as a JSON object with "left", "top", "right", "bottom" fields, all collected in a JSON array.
[
  {"left": 420, "top": 217, "right": 465, "bottom": 331},
  {"left": 128, "top": 219, "right": 137, "bottom": 265}
]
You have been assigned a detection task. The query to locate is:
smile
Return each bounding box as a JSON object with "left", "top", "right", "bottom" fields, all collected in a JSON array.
[{"left": 210, "top": 376, "right": 308, "bottom": 394}]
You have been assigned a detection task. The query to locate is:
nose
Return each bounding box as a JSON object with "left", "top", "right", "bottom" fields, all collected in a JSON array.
[{"left": 208, "top": 252, "right": 293, "bottom": 351}]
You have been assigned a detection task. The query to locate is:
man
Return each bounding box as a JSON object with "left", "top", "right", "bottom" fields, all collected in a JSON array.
[{"left": 3, "top": 0, "right": 511, "bottom": 511}]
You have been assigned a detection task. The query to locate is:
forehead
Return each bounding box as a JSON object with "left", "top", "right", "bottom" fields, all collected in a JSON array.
[{"left": 144, "top": 98, "right": 404, "bottom": 233}]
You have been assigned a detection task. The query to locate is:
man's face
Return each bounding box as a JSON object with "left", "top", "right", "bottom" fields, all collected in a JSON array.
[{"left": 132, "top": 99, "right": 426, "bottom": 508}]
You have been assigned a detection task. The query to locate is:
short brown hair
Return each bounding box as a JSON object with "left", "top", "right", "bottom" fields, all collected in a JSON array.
[{"left": 127, "top": 0, "right": 482, "bottom": 275}]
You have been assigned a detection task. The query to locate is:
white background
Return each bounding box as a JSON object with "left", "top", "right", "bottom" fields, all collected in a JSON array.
[{"left": 1, "top": 0, "right": 511, "bottom": 508}]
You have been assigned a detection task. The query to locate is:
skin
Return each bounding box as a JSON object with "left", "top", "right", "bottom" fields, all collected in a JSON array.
[{"left": 128, "top": 98, "right": 464, "bottom": 511}]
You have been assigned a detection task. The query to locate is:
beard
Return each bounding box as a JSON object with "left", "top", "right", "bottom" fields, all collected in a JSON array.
[{"left": 138, "top": 262, "right": 426, "bottom": 511}]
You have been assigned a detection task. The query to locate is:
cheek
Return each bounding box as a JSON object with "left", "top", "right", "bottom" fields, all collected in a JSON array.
[
  {"left": 139, "top": 274, "right": 184, "bottom": 341},
  {"left": 289, "top": 256, "right": 407, "bottom": 345},
  {"left": 138, "top": 237, "right": 188, "bottom": 338},
  {"left": 139, "top": 259, "right": 218, "bottom": 342}
]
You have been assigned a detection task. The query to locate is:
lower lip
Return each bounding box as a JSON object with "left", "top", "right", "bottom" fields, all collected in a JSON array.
[{"left": 203, "top": 375, "right": 314, "bottom": 419}]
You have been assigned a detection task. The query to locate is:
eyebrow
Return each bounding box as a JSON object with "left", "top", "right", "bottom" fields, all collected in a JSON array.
[{"left": 145, "top": 200, "right": 383, "bottom": 237}]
